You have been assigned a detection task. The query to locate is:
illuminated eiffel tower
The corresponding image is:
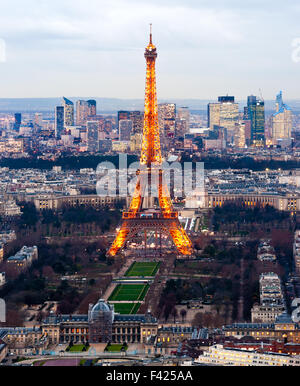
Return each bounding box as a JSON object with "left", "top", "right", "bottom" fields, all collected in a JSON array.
[{"left": 108, "top": 26, "right": 193, "bottom": 257}]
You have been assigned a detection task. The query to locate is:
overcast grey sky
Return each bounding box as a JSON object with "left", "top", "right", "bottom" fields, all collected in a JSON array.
[{"left": 0, "top": 0, "right": 300, "bottom": 100}]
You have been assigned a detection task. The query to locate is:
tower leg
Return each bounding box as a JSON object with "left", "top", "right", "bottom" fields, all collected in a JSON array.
[
  {"left": 169, "top": 221, "right": 193, "bottom": 256},
  {"left": 107, "top": 222, "right": 130, "bottom": 257}
]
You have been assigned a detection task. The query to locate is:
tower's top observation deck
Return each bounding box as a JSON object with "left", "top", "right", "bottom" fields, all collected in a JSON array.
[{"left": 145, "top": 24, "right": 157, "bottom": 59}]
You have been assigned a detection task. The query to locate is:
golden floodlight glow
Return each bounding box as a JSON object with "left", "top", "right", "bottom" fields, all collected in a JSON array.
[{"left": 108, "top": 26, "right": 193, "bottom": 257}]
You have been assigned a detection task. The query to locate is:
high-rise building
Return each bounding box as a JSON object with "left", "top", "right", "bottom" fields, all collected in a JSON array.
[
  {"left": 14, "top": 113, "right": 22, "bottom": 132},
  {"left": 208, "top": 103, "right": 221, "bottom": 131},
  {"left": 177, "top": 107, "right": 190, "bottom": 135},
  {"left": 34, "top": 113, "right": 43, "bottom": 130},
  {"left": 62, "top": 97, "right": 74, "bottom": 127},
  {"left": 247, "top": 95, "right": 265, "bottom": 146},
  {"left": 87, "top": 121, "right": 99, "bottom": 152},
  {"left": 87, "top": 100, "right": 97, "bottom": 117},
  {"left": 76, "top": 100, "right": 97, "bottom": 126},
  {"left": 118, "top": 111, "right": 143, "bottom": 133},
  {"left": 55, "top": 106, "right": 64, "bottom": 139},
  {"left": 76, "top": 100, "right": 89, "bottom": 126},
  {"left": 272, "top": 91, "right": 292, "bottom": 143},
  {"left": 119, "top": 119, "right": 133, "bottom": 141},
  {"left": 208, "top": 96, "right": 239, "bottom": 144},
  {"left": 234, "top": 122, "right": 246, "bottom": 148},
  {"left": 158, "top": 103, "right": 176, "bottom": 142}
]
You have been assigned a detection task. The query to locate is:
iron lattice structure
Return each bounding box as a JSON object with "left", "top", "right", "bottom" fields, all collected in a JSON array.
[{"left": 108, "top": 28, "right": 193, "bottom": 257}]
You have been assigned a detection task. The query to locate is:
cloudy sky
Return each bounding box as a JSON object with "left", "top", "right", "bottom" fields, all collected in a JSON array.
[{"left": 0, "top": 0, "right": 300, "bottom": 100}]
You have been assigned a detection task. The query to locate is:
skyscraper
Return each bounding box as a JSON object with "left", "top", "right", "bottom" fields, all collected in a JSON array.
[
  {"left": 76, "top": 100, "right": 89, "bottom": 126},
  {"left": 87, "top": 100, "right": 97, "bottom": 117},
  {"left": 55, "top": 106, "right": 64, "bottom": 139},
  {"left": 158, "top": 103, "right": 176, "bottom": 144},
  {"left": 247, "top": 95, "right": 265, "bottom": 146},
  {"left": 62, "top": 97, "right": 74, "bottom": 127},
  {"left": 208, "top": 96, "right": 239, "bottom": 144},
  {"left": 87, "top": 121, "right": 99, "bottom": 152},
  {"left": 119, "top": 119, "right": 133, "bottom": 141},
  {"left": 272, "top": 91, "right": 292, "bottom": 143},
  {"left": 177, "top": 107, "right": 190, "bottom": 135},
  {"left": 234, "top": 122, "right": 246, "bottom": 148},
  {"left": 77, "top": 100, "right": 97, "bottom": 126},
  {"left": 14, "top": 113, "right": 22, "bottom": 132},
  {"left": 118, "top": 111, "right": 143, "bottom": 133},
  {"left": 34, "top": 113, "right": 43, "bottom": 130}
]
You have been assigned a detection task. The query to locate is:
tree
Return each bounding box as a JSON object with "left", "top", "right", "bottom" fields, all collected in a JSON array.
[
  {"left": 171, "top": 307, "right": 178, "bottom": 323},
  {"left": 192, "top": 313, "right": 204, "bottom": 328},
  {"left": 180, "top": 309, "right": 187, "bottom": 323},
  {"left": 163, "top": 303, "right": 173, "bottom": 322},
  {"left": 42, "top": 266, "right": 56, "bottom": 280}
]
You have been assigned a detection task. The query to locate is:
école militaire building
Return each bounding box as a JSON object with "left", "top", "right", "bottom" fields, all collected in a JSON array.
[{"left": 42, "top": 299, "right": 158, "bottom": 345}]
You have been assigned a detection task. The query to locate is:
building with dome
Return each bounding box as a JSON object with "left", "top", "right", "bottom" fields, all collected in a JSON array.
[
  {"left": 41, "top": 299, "right": 158, "bottom": 346},
  {"left": 88, "top": 300, "right": 114, "bottom": 343}
]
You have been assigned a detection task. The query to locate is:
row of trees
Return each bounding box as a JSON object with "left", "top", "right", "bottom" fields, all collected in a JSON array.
[{"left": 182, "top": 153, "right": 300, "bottom": 171}]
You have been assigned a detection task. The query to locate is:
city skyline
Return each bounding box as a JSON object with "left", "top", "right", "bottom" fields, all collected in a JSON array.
[{"left": 0, "top": 0, "right": 300, "bottom": 99}]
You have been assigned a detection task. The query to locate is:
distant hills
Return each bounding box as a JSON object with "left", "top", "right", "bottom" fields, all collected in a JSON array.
[{"left": 0, "top": 97, "right": 299, "bottom": 113}]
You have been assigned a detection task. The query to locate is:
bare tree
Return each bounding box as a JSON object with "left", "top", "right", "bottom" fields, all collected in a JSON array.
[
  {"left": 180, "top": 309, "right": 187, "bottom": 323},
  {"left": 171, "top": 307, "right": 178, "bottom": 323}
]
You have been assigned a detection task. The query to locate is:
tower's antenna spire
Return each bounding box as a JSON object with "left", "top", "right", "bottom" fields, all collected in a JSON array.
[{"left": 150, "top": 23, "right": 152, "bottom": 44}]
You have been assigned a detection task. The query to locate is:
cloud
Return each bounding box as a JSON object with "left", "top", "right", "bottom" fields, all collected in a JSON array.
[
  {"left": 0, "top": 0, "right": 298, "bottom": 98},
  {"left": 0, "top": 0, "right": 245, "bottom": 51}
]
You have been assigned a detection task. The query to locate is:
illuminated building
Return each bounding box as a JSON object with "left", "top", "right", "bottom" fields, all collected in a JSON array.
[
  {"left": 234, "top": 121, "right": 246, "bottom": 148},
  {"left": 195, "top": 344, "right": 300, "bottom": 366},
  {"left": 247, "top": 95, "right": 265, "bottom": 146},
  {"left": 224, "top": 313, "right": 300, "bottom": 344},
  {"left": 205, "top": 192, "right": 299, "bottom": 214},
  {"left": 208, "top": 96, "right": 239, "bottom": 144},
  {"left": 0, "top": 138, "right": 24, "bottom": 154},
  {"left": 62, "top": 97, "right": 74, "bottom": 127},
  {"left": 7, "top": 246, "right": 38, "bottom": 271},
  {"left": 272, "top": 91, "right": 292, "bottom": 143},
  {"left": 108, "top": 27, "right": 193, "bottom": 257}
]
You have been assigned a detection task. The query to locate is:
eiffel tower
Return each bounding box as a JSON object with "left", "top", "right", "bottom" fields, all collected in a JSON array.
[{"left": 108, "top": 26, "right": 193, "bottom": 257}]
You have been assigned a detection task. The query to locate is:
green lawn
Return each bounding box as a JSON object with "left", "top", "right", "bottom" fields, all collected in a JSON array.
[
  {"left": 125, "top": 262, "right": 160, "bottom": 277},
  {"left": 109, "top": 284, "right": 150, "bottom": 301},
  {"left": 112, "top": 302, "right": 141, "bottom": 314},
  {"left": 68, "top": 344, "right": 86, "bottom": 352},
  {"left": 105, "top": 344, "right": 128, "bottom": 353}
]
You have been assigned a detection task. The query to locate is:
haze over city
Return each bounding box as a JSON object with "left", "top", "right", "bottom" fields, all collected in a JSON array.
[{"left": 0, "top": 0, "right": 300, "bottom": 99}]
